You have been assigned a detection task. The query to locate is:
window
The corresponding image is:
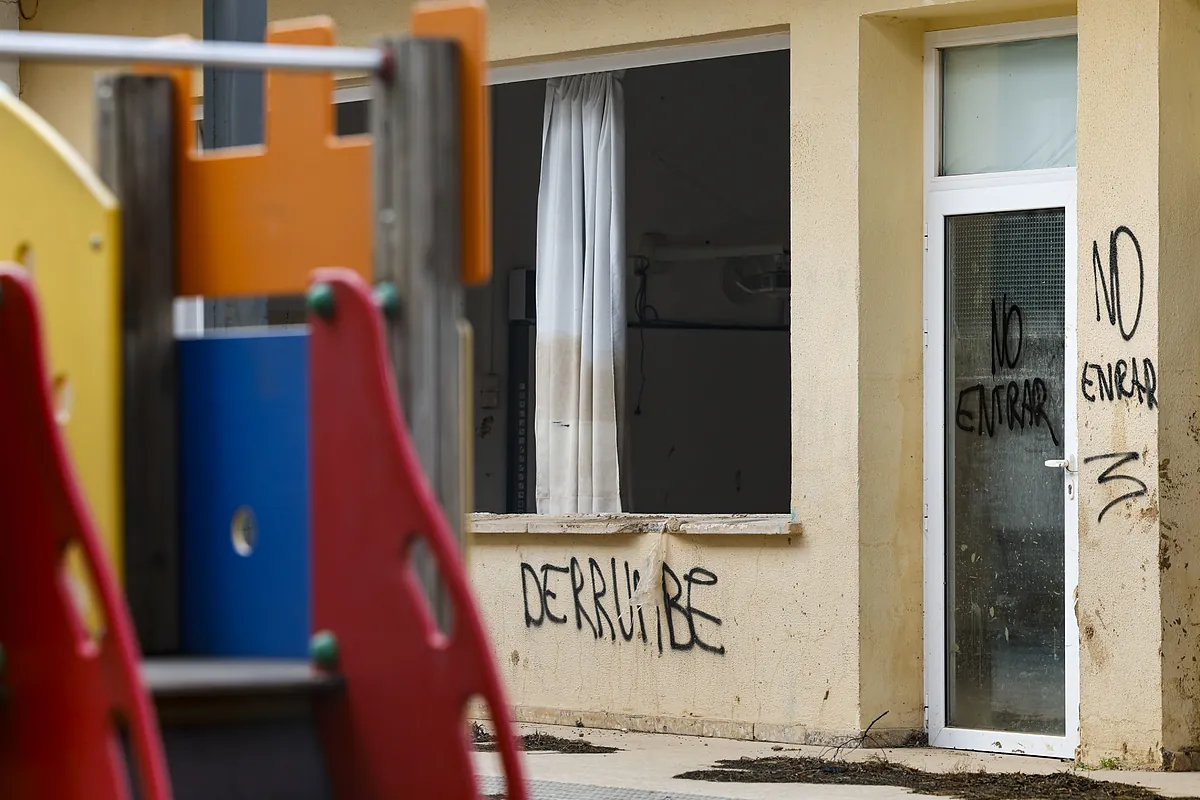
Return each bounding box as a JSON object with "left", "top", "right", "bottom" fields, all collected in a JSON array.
[
  {"left": 183, "top": 52, "right": 796, "bottom": 530},
  {"left": 938, "top": 33, "right": 1078, "bottom": 176},
  {"left": 479, "top": 48, "right": 791, "bottom": 518},
  {"left": 334, "top": 97, "right": 369, "bottom": 137}
]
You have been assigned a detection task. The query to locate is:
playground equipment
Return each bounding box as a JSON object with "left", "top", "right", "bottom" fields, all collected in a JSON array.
[{"left": 0, "top": 3, "right": 527, "bottom": 798}]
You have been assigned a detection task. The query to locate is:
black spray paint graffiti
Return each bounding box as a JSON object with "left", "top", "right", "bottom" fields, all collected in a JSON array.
[
  {"left": 1083, "top": 452, "right": 1149, "bottom": 524},
  {"left": 991, "top": 295, "right": 1023, "bottom": 375},
  {"left": 520, "top": 557, "right": 726, "bottom": 655},
  {"left": 1081, "top": 358, "right": 1157, "bottom": 408},
  {"left": 1093, "top": 226, "right": 1144, "bottom": 342},
  {"left": 956, "top": 296, "right": 1060, "bottom": 446},
  {"left": 1083, "top": 227, "right": 1157, "bottom": 524},
  {"left": 956, "top": 380, "right": 1060, "bottom": 445},
  {"left": 1084, "top": 227, "right": 1159, "bottom": 410}
]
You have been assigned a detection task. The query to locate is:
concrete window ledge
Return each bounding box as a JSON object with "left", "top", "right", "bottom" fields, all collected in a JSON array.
[{"left": 470, "top": 512, "right": 801, "bottom": 537}]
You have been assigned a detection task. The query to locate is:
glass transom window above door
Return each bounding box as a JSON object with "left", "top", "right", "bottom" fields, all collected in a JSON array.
[
  {"left": 939, "top": 33, "right": 1078, "bottom": 176},
  {"left": 924, "top": 19, "right": 1079, "bottom": 758}
]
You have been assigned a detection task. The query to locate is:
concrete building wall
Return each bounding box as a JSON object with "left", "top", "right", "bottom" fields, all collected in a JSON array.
[
  {"left": 463, "top": 0, "right": 1077, "bottom": 749},
  {"left": 0, "top": 0, "right": 18, "bottom": 94},
  {"left": 18, "top": 0, "right": 199, "bottom": 163},
  {"left": 15, "top": 0, "right": 1199, "bottom": 764}
]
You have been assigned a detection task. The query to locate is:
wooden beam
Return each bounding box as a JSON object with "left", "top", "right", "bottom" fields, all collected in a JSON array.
[
  {"left": 371, "top": 38, "right": 464, "bottom": 628},
  {"left": 97, "top": 73, "right": 180, "bottom": 653}
]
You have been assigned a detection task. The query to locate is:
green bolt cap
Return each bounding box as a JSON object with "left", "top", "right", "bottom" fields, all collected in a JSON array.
[
  {"left": 306, "top": 283, "right": 336, "bottom": 319},
  {"left": 310, "top": 630, "right": 339, "bottom": 669},
  {"left": 373, "top": 282, "right": 400, "bottom": 319}
]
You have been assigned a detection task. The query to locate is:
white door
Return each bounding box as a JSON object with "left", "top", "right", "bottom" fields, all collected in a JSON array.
[
  {"left": 924, "top": 181, "right": 1079, "bottom": 757},
  {"left": 922, "top": 18, "right": 1080, "bottom": 758}
]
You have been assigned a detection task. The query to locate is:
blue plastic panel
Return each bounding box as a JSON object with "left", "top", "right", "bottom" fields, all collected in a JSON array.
[{"left": 179, "top": 330, "right": 310, "bottom": 657}]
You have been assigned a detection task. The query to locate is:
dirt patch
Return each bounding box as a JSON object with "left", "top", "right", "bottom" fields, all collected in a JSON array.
[
  {"left": 675, "top": 756, "right": 1199, "bottom": 800},
  {"left": 472, "top": 723, "right": 620, "bottom": 755}
]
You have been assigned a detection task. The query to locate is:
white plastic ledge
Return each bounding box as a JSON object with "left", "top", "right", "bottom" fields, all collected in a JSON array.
[{"left": 469, "top": 513, "right": 800, "bottom": 536}]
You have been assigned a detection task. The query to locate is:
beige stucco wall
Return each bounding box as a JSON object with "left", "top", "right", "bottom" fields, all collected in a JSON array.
[
  {"left": 1076, "top": 0, "right": 1200, "bottom": 765},
  {"left": 856, "top": 13, "right": 925, "bottom": 732},
  {"left": 19, "top": 0, "right": 199, "bottom": 162},
  {"left": 452, "top": 0, "right": 1070, "bottom": 748},
  {"left": 17, "top": 0, "right": 1199, "bottom": 762},
  {"left": 0, "top": 0, "right": 18, "bottom": 93},
  {"left": 475, "top": 530, "right": 854, "bottom": 741},
  {"left": 1155, "top": 0, "right": 1200, "bottom": 756},
  {"left": 1076, "top": 0, "right": 1163, "bottom": 763},
  {"left": 455, "top": 0, "right": 1074, "bottom": 749}
]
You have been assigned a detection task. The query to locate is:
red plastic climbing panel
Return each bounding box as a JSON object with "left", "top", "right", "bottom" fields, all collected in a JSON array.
[
  {"left": 0, "top": 267, "right": 172, "bottom": 800},
  {"left": 308, "top": 268, "right": 527, "bottom": 800}
]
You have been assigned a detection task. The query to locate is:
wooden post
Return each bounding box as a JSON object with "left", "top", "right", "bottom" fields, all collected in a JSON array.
[
  {"left": 371, "top": 38, "right": 465, "bottom": 629},
  {"left": 97, "top": 73, "right": 180, "bottom": 654}
]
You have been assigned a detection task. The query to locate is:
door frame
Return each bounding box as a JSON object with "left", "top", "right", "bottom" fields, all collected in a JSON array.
[{"left": 922, "top": 17, "right": 1080, "bottom": 758}]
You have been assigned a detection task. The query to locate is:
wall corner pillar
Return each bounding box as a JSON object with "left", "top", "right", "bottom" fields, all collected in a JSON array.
[
  {"left": 788, "top": 2, "right": 928, "bottom": 738},
  {"left": 788, "top": 4, "right": 867, "bottom": 735},
  {"left": 1153, "top": 0, "right": 1200, "bottom": 758},
  {"left": 856, "top": 11, "right": 926, "bottom": 737},
  {"left": 1078, "top": 0, "right": 1200, "bottom": 766}
]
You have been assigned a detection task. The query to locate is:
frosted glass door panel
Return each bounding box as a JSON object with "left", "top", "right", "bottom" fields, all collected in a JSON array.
[
  {"left": 946, "top": 208, "right": 1066, "bottom": 736},
  {"left": 941, "top": 36, "right": 1077, "bottom": 176}
]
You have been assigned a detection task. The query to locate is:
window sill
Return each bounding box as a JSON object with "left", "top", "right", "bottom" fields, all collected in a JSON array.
[{"left": 469, "top": 513, "right": 800, "bottom": 537}]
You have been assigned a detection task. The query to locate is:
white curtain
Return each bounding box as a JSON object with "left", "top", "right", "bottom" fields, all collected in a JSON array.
[{"left": 534, "top": 72, "right": 626, "bottom": 514}]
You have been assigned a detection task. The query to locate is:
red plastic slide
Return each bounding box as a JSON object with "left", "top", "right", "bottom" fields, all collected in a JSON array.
[
  {"left": 0, "top": 266, "right": 172, "bottom": 800},
  {"left": 308, "top": 268, "right": 528, "bottom": 800}
]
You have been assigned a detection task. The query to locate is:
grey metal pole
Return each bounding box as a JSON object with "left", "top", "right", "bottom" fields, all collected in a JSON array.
[
  {"left": 204, "top": 0, "right": 266, "bottom": 329},
  {"left": 203, "top": 0, "right": 265, "bottom": 149}
]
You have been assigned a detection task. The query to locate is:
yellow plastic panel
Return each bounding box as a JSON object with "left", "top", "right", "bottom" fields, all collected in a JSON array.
[{"left": 0, "top": 84, "right": 123, "bottom": 587}]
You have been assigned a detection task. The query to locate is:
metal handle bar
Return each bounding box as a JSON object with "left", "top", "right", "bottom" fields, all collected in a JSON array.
[
  {"left": 1044, "top": 456, "right": 1077, "bottom": 474},
  {"left": 0, "top": 30, "right": 384, "bottom": 74}
]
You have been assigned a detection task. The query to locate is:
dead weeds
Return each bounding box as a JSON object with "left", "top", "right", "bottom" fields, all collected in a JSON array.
[
  {"left": 472, "top": 722, "right": 620, "bottom": 755},
  {"left": 676, "top": 756, "right": 1198, "bottom": 799}
]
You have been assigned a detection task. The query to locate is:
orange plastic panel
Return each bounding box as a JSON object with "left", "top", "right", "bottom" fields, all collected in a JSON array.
[
  {"left": 168, "top": 19, "right": 372, "bottom": 298},
  {"left": 410, "top": 1, "right": 491, "bottom": 287}
]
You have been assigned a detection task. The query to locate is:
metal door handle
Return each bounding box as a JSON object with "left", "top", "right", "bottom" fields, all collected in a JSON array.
[{"left": 1044, "top": 457, "right": 1076, "bottom": 474}]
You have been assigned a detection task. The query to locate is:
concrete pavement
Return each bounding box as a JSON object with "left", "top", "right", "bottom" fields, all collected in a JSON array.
[{"left": 473, "top": 722, "right": 1200, "bottom": 799}]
